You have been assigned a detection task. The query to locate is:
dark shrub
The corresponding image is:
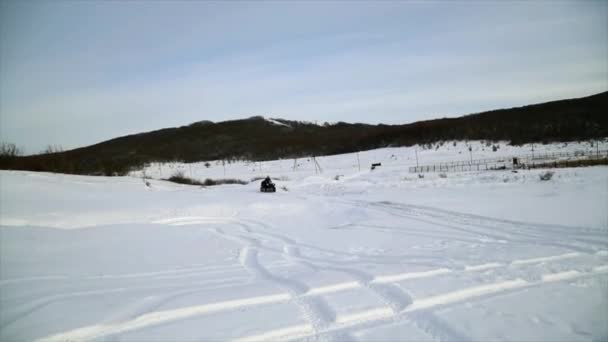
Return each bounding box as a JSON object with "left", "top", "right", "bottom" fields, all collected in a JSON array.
[{"left": 166, "top": 171, "right": 204, "bottom": 186}]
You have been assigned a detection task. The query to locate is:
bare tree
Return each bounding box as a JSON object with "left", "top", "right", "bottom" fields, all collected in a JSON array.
[
  {"left": 41, "top": 145, "right": 63, "bottom": 154},
  {"left": 0, "top": 142, "right": 22, "bottom": 157}
]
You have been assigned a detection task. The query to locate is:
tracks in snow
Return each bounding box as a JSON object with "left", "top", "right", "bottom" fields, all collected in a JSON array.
[
  {"left": 236, "top": 266, "right": 608, "bottom": 342},
  {"left": 353, "top": 199, "right": 608, "bottom": 254},
  {"left": 37, "top": 262, "right": 608, "bottom": 342},
  {"left": 214, "top": 223, "right": 337, "bottom": 334},
  {"left": 36, "top": 213, "right": 608, "bottom": 342}
]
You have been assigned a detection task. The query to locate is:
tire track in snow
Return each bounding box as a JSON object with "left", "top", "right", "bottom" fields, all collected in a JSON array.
[
  {"left": 35, "top": 259, "right": 608, "bottom": 342},
  {"left": 235, "top": 266, "right": 608, "bottom": 342},
  {"left": 406, "top": 310, "right": 471, "bottom": 342},
  {"left": 236, "top": 212, "right": 606, "bottom": 342},
  {"left": 180, "top": 216, "right": 607, "bottom": 340},
  {"left": 324, "top": 197, "right": 607, "bottom": 254},
  {"left": 238, "top": 218, "right": 528, "bottom": 342},
  {"left": 33, "top": 217, "right": 602, "bottom": 341},
  {"left": 35, "top": 292, "right": 294, "bottom": 342},
  {"left": 370, "top": 200, "right": 604, "bottom": 237},
  {"left": 0, "top": 276, "right": 68, "bottom": 286},
  {"left": 219, "top": 218, "right": 585, "bottom": 342},
  {"left": 173, "top": 216, "right": 452, "bottom": 268},
  {"left": 336, "top": 222, "right": 484, "bottom": 245},
  {"left": 179, "top": 218, "right": 606, "bottom": 307},
  {"left": 239, "top": 246, "right": 336, "bottom": 331},
  {"left": 238, "top": 219, "right": 414, "bottom": 313},
  {"left": 187, "top": 217, "right": 447, "bottom": 300},
  {"left": 364, "top": 200, "right": 608, "bottom": 252},
  {"left": 212, "top": 225, "right": 337, "bottom": 335},
  {"left": 1, "top": 278, "right": 249, "bottom": 330}
]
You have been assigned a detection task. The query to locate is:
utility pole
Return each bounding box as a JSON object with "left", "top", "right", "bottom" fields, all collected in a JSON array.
[
  {"left": 356, "top": 152, "right": 361, "bottom": 172},
  {"left": 311, "top": 156, "right": 323, "bottom": 174},
  {"left": 531, "top": 144, "right": 535, "bottom": 160},
  {"left": 469, "top": 146, "right": 473, "bottom": 164}
]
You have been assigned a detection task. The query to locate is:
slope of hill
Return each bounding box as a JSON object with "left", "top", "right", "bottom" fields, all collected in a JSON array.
[{"left": 2, "top": 91, "right": 607, "bottom": 175}]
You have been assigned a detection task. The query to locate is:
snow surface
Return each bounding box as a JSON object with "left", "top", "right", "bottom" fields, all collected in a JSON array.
[
  {"left": 264, "top": 117, "right": 292, "bottom": 128},
  {"left": 1, "top": 140, "right": 608, "bottom": 341}
]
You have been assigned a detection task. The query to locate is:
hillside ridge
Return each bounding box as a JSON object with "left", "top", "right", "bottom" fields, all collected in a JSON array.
[{"left": 2, "top": 91, "right": 607, "bottom": 175}]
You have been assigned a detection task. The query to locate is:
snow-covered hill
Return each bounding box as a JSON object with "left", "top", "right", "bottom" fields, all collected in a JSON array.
[
  {"left": 133, "top": 140, "right": 608, "bottom": 185},
  {"left": 1, "top": 141, "right": 607, "bottom": 341}
]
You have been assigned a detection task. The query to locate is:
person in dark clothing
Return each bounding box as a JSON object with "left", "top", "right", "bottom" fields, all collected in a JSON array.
[{"left": 260, "top": 176, "right": 275, "bottom": 192}]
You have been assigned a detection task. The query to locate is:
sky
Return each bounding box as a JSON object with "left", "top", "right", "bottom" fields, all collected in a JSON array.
[{"left": 1, "top": 1, "right": 606, "bottom": 153}]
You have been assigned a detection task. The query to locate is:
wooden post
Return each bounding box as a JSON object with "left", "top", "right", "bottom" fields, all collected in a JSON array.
[
  {"left": 357, "top": 152, "right": 361, "bottom": 172},
  {"left": 314, "top": 157, "right": 323, "bottom": 174}
]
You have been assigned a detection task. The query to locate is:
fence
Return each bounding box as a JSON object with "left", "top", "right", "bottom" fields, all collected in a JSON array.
[{"left": 409, "top": 149, "right": 608, "bottom": 173}]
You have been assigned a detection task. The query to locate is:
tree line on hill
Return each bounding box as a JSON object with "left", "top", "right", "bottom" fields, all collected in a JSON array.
[{"left": 1, "top": 91, "right": 607, "bottom": 176}]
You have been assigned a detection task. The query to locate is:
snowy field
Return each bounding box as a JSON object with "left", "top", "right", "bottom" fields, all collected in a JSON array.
[{"left": 1, "top": 140, "right": 608, "bottom": 341}]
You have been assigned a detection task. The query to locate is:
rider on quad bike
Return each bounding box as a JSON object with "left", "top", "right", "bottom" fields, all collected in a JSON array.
[{"left": 260, "top": 176, "right": 276, "bottom": 193}]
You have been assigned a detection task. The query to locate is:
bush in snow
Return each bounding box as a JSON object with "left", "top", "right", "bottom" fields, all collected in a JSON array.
[
  {"left": 439, "top": 173, "right": 447, "bottom": 178},
  {"left": 166, "top": 171, "right": 205, "bottom": 186},
  {"left": 166, "top": 175, "right": 247, "bottom": 186},
  {"left": 203, "top": 178, "right": 248, "bottom": 186},
  {"left": 539, "top": 171, "right": 554, "bottom": 181}
]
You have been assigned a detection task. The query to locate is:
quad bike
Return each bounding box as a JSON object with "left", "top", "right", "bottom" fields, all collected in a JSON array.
[{"left": 260, "top": 180, "right": 276, "bottom": 193}]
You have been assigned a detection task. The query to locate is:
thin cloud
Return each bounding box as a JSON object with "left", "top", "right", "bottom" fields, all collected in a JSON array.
[{"left": 0, "top": 1, "right": 606, "bottom": 153}]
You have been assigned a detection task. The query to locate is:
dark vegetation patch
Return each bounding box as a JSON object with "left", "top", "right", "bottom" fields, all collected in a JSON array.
[
  {"left": 2, "top": 92, "right": 607, "bottom": 176},
  {"left": 165, "top": 172, "right": 205, "bottom": 186},
  {"left": 202, "top": 178, "right": 248, "bottom": 186},
  {"left": 164, "top": 171, "right": 247, "bottom": 187}
]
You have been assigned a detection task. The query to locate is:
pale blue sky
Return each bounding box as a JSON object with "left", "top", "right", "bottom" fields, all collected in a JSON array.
[{"left": 1, "top": 1, "right": 606, "bottom": 153}]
